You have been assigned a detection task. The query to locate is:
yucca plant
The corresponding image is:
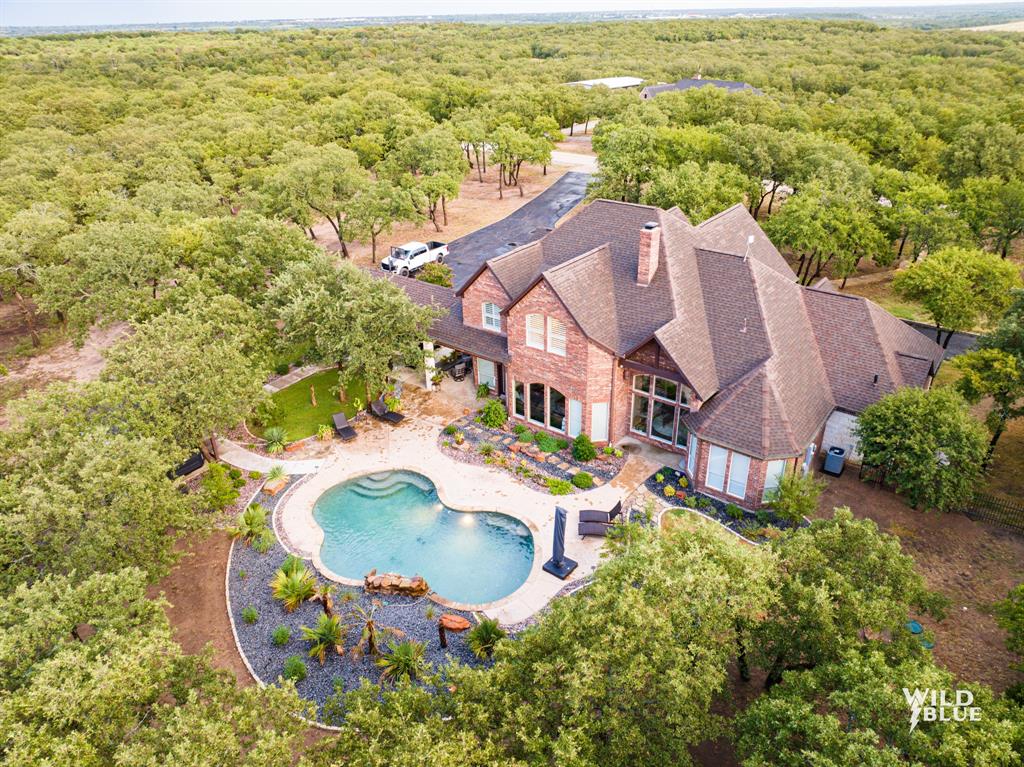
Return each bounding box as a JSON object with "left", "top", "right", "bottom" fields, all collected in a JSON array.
[
  {"left": 230, "top": 503, "right": 268, "bottom": 546},
  {"left": 376, "top": 640, "right": 428, "bottom": 683},
  {"left": 264, "top": 426, "right": 288, "bottom": 454},
  {"left": 270, "top": 565, "right": 316, "bottom": 612},
  {"left": 265, "top": 465, "right": 287, "bottom": 483},
  {"left": 301, "top": 614, "right": 346, "bottom": 665},
  {"left": 349, "top": 599, "right": 403, "bottom": 658},
  {"left": 466, "top": 618, "right": 507, "bottom": 659}
]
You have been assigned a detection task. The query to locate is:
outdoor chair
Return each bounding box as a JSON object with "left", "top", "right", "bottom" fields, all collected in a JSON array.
[
  {"left": 578, "top": 500, "right": 622, "bottom": 525},
  {"left": 577, "top": 519, "right": 613, "bottom": 537},
  {"left": 332, "top": 412, "right": 357, "bottom": 441},
  {"left": 370, "top": 397, "right": 405, "bottom": 424},
  {"left": 451, "top": 361, "right": 467, "bottom": 381}
]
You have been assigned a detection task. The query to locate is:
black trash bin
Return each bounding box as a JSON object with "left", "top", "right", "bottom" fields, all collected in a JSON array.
[{"left": 823, "top": 446, "right": 846, "bottom": 477}]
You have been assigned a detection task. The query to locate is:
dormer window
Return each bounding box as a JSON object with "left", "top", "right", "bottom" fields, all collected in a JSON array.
[{"left": 482, "top": 302, "right": 501, "bottom": 332}]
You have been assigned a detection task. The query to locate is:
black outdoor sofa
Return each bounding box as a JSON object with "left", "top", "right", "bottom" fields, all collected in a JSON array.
[
  {"left": 577, "top": 500, "right": 623, "bottom": 537},
  {"left": 332, "top": 412, "right": 357, "bottom": 441},
  {"left": 370, "top": 397, "right": 405, "bottom": 424}
]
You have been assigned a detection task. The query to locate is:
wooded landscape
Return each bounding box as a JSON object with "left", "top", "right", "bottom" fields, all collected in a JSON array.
[{"left": 1, "top": 17, "right": 1023, "bottom": 766}]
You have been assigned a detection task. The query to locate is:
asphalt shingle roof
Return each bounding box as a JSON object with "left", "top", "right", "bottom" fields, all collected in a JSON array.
[{"left": 393, "top": 199, "right": 944, "bottom": 459}]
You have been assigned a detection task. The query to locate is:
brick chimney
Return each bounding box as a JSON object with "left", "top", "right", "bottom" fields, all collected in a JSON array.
[{"left": 637, "top": 221, "right": 661, "bottom": 286}]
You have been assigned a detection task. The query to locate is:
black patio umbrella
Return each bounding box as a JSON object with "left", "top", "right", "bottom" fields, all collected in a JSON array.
[{"left": 542, "top": 506, "right": 578, "bottom": 579}]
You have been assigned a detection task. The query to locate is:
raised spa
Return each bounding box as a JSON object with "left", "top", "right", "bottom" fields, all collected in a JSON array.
[{"left": 312, "top": 470, "right": 534, "bottom": 605}]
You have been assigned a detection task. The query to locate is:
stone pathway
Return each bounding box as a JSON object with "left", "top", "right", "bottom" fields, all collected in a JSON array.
[
  {"left": 216, "top": 437, "right": 323, "bottom": 475},
  {"left": 263, "top": 364, "right": 330, "bottom": 393}
]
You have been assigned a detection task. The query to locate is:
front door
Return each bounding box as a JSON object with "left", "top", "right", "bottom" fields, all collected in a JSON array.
[
  {"left": 496, "top": 363, "right": 506, "bottom": 397},
  {"left": 591, "top": 402, "right": 609, "bottom": 442},
  {"left": 568, "top": 399, "right": 583, "bottom": 438}
]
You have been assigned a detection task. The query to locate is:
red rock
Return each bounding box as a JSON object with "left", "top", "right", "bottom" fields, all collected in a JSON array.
[{"left": 439, "top": 614, "right": 471, "bottom": 632}]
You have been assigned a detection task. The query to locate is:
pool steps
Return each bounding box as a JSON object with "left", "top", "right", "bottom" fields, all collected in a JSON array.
[{"left": 347, "top": 471, "right": 435, "bottom": 499}]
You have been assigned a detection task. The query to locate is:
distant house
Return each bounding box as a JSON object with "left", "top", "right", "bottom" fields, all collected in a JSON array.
[
  {"left": 640, "top": 75, "right": 762, "bottom": 99},
  {"left": 380, "top": 200, "right": 942, "bottom": 509},
  {"left": 565, "top": 76, "right": 644, "bottom": 90}
]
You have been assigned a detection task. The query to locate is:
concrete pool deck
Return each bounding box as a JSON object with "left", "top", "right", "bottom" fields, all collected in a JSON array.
[{"left": 270, "top": 411, "right": 636, "bottom": 625}]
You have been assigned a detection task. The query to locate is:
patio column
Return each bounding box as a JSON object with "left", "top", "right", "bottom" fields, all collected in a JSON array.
[{"left": 424, "top": 341, "right": 436, "bottom": 391}]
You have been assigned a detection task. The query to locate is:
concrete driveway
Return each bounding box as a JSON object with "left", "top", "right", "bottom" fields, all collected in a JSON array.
[{"left": 447, "top": 171, "right": 590, "bottom": 289}]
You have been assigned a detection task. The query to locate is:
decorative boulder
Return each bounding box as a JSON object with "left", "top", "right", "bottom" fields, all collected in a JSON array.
[
  {"left": 364, "top": 570, "right": 429, "bottom": 597},
  {"left": 262, "top": 477, "right": 288, "bottom": 496}
]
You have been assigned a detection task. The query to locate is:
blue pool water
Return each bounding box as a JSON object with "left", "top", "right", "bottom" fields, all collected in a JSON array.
[{"left": 313, "top": 470, "right": 534, "bottom": 605}]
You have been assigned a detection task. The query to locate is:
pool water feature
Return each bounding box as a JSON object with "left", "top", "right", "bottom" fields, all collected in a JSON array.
[{"left": 313, "top": 470, "right": 534, "bottom": 605}]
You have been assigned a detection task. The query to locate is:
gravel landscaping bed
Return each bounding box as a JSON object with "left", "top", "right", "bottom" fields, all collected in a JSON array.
[
  {"left": 228, "top": 479, "right": 484, "bottom": 722},
  {"left": 437, "top": 415, "right": 627, "bottom": 495},
  {"left": 645, "top": 465, "right": 806, "bottom": 543}
]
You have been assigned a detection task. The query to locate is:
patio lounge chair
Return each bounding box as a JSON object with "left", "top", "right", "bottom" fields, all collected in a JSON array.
[
  {"left": 370, "top": 397, "right": 405, "bottom": 424},
  {"left": 578, "top": 500, "right": 622, "bottom": 525},
  {"left": 332, "top": 412, "right": 357, "bottom": 441},
  {"left": 451, "top": 361, "right": 467, "bottom": 381},
  {"left": 578, "top": 519, "right": 613, "bottom": 537}
]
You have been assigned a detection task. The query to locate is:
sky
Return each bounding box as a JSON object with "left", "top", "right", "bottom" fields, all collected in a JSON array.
[{"left": 1, "top": 0, "right": 1019, "bottom": 28}]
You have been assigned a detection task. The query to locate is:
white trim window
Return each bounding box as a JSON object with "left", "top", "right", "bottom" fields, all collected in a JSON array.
[
  {"left": 547, "top": 317, "right": 567, "bottom": 356},
  {"left": 526, "top": 313, "right": 545, "bottom": 349},
  {"left": 727, "top": 453, "right": 751, "bottom": 498},
  {"left": 482, "top": 302, "right": 501, "bottom": 332},
  {"left": 706, "top": 445, "right": 728, "bottom": 491},
  {"left": 686, "top": 434, "right": 697, "bottom": 476},
  {"left": 763, "top": 459, "right": 787, "bottom": 501},
  {"left": 477, "top": 359, "right": 496, "bottom": 391}
]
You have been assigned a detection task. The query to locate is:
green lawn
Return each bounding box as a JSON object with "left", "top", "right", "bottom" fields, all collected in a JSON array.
[{"left": 253, "top": 369, "right": 366, "bottom": 441}]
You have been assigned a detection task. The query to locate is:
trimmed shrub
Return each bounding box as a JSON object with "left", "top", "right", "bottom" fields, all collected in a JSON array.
[
  {"left": 534, "top": 432, "right": 563, "bottom": 453},
  {"left": 663, "top": 485, "right": 676, "bottom": 497},
  {"left": 725, "top": 503, "right": 745, "bottom": 521},
  {"left": 272, "top": 625, "right": 291, "bottom": 646},
  {"left": 603, "top": 445, "right": 615, "bottom": 455},
  {"left": 572, "top": 471, "right": 594, "bottom": 489},
  {"left": 478, "top": 398, "right": 508, "bottom": 429},
  {"left": 572, "top": 433, "right": 597, "bottom": 462},
  {"left": 443, "top": 424, "right": 458, "bottom": 435},
  {"left": 282, "top": 655, "right": 307, "bottom": 682},
  {"left": 241, "top": 606, "right": 258, "bottom": 625},
  {"left": 201, "top": 463, "right": 241, "bottom": 512},
  {"left": 678, "top": 476, "right": 688, "bottom": 489},
  {"left": 655, "top": 473, "right": 665, "bottom": 484},
  {"left": 274, "top": 362, "right": 291, "bottom": 375},
  {"left": 547, "top": 478, "right": 573, "bottom": 495}
]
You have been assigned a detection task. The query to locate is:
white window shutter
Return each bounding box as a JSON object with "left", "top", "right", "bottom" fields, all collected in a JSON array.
[
  {"left": 547, "top": 317, "right": 566, "bottom": 356},
  {"left": 526, "top": 314, "right": 545, "bottom": 349}
]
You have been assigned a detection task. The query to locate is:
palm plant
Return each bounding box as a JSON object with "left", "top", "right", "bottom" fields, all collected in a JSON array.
[
  {"left": 280, "top": 554, "right": 306, "bottom": 577},
  {"left": 270, "top": 565, "right": 316, "bottom": 612},
  {"left": 230, "top": 503, "right": 268, "bottom": 546},
  {"left": 376, "top": 640, "right": 428, "bottom": 683},
  {"left": 264, "top": 426, "right": 288, "bottom": 454},
  {"left": 310, "top": 582, "right": 337, "bottom": 617},
  {"left": 349, "top": 599, "right": 403, "bottom": 658},
  {"left": 301, "top": 614, "right": 346, "bottom": 665},
  {"left": 466, "top": 618, "right": 507, "bottom": 659}
]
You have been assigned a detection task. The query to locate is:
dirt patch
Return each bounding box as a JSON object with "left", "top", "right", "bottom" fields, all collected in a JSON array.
[
  {"left": 314, "top": 163, "right": 567, "bottom": 267},
  {"left": 819, "top": 470, "right": 1024, "bottom": 692},
  {"left": 151, "top": 528, "right": 253, "bottom": 686}
]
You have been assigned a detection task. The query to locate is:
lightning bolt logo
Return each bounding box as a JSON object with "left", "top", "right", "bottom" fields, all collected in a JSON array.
[{"left": 903, "top": 688, "right": 928, "bottom": 732}]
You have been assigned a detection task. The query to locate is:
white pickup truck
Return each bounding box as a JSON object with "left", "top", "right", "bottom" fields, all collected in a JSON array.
[{"left": 380, "top": 240, "right": 448, "bottom": 276}]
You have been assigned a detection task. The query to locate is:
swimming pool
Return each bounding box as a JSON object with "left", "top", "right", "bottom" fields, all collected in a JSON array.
[{"left": 312, "top": 470, "right": 535, "bottom": 605}]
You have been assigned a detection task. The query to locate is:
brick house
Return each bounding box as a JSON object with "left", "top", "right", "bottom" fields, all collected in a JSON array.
[{"left": 381, "top": 199, "right": 944, "bottom": 509}]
